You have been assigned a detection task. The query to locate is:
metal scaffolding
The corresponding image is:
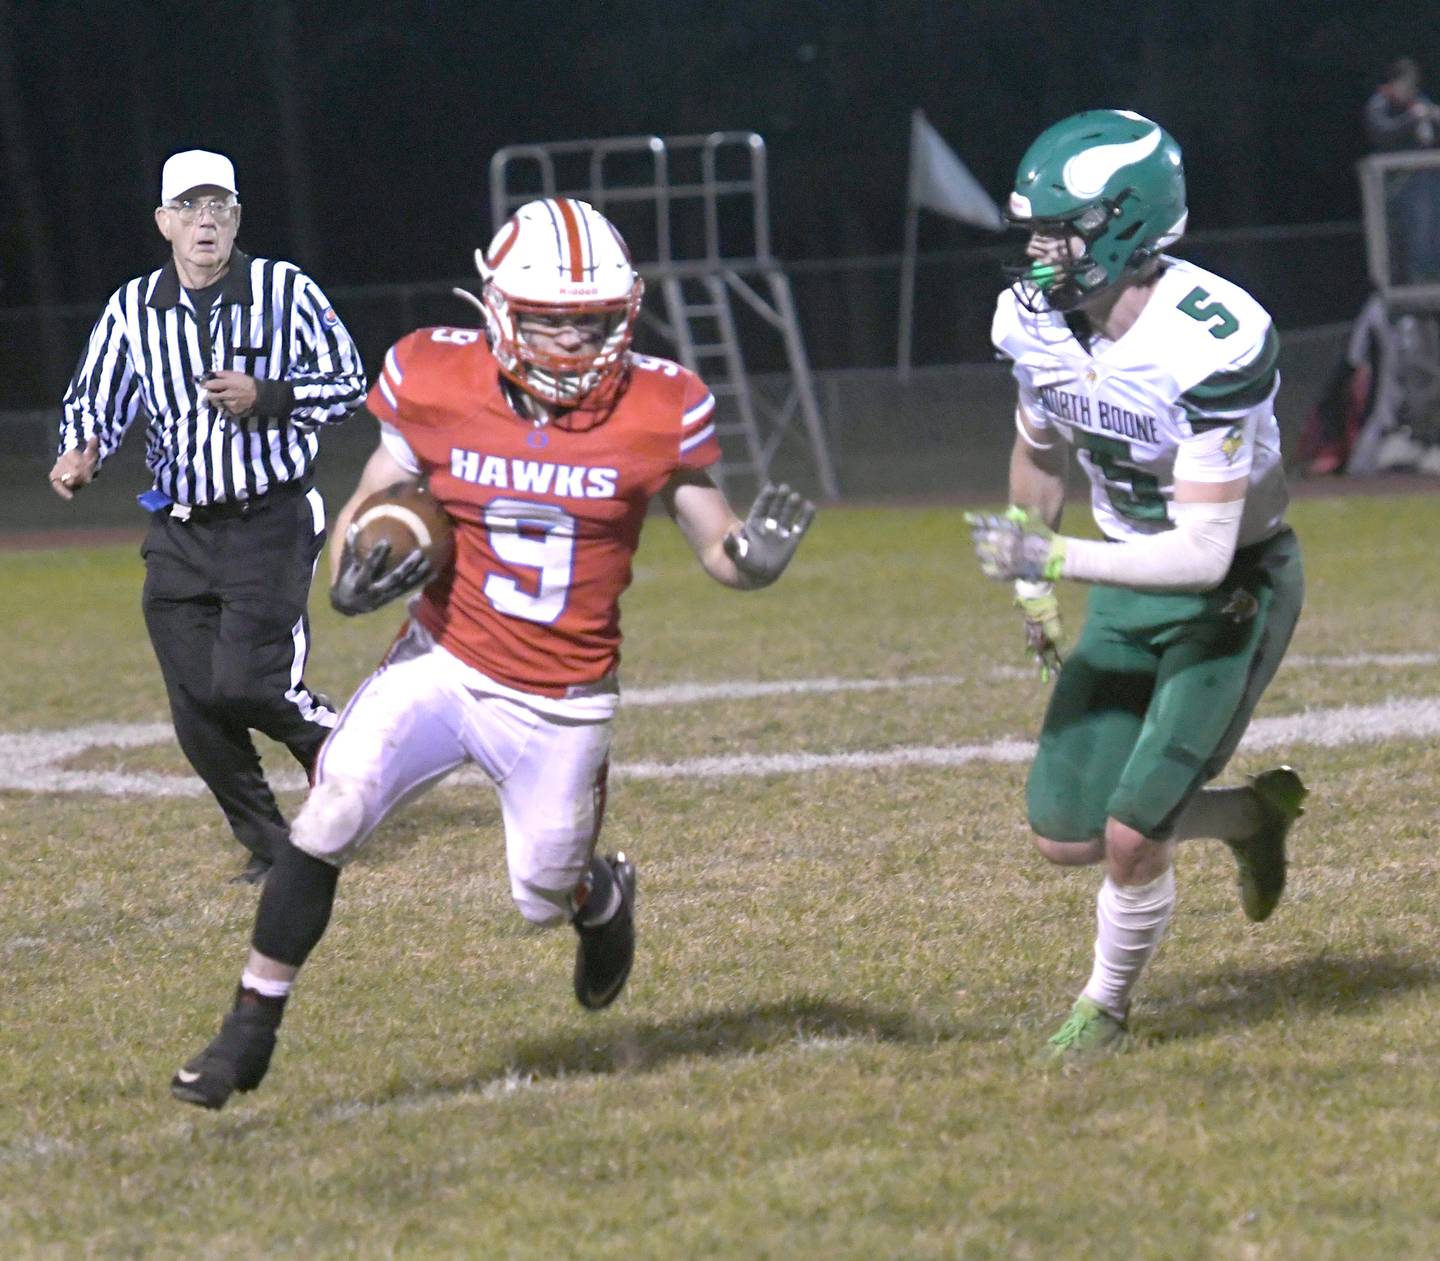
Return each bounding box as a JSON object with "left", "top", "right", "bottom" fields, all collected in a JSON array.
[
  {"left": 489, "top": 132, "right": 839, "bottom": 500},
  {"left": 1357, "top": 151, "right": 1440, "bottom": 447}
]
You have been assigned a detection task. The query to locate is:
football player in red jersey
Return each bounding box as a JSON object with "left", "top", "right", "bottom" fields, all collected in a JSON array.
[{"left": 170, "top": 198, "right": 815, "bottom": 1110}]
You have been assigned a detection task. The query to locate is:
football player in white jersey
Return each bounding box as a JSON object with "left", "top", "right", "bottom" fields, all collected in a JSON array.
[{"left": 967, "top": 110, "right": 1309, "bottom": 1062}]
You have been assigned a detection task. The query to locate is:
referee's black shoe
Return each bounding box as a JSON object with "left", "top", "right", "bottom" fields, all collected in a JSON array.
[
  {"left": 573, "top": 853, "right": 636, "bottom": 1011},
  {"left": 170, "top": 997, "right": 281, "bottom": 1110}
]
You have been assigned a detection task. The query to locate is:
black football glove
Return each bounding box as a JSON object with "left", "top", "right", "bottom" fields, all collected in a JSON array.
[
  {"left": 722, "top": 482, "right": 816, "bottom": 587},
  {"left": 329, "top": 539, "right": 433, "bottom": 617}
]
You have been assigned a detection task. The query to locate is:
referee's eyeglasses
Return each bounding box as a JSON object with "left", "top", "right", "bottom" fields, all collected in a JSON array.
[{"left": 166, "top": 196, "right": 240, "bottom": 225}]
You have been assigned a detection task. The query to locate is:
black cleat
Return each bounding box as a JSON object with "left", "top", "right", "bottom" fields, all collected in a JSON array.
[
  {"left": 573, "top": 852, "right": 636, "bottom": 1011},
  {"left": 229, "top": 854, "right": 273, "bottom": 886},
  {"left": 170, "top": 1005, "right": 279, "bottom": 1110}
]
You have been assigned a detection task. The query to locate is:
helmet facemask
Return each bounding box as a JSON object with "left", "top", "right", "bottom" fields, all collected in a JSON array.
[
  {"left": 1003, "top": 200, "right": 1123, "bottom": 313},
  {"left": 483, "top": 282, "right": 643, "bottom": 408}
]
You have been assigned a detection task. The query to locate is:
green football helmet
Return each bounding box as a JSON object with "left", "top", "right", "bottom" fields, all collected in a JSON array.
[{"left": 1004, "top": 109, "right": 1187, "bottom": 312}]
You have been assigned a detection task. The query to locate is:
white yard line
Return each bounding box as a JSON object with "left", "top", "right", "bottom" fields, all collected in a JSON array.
[
  {"left": 624, "top": 674, "right": 972, "bottom": 705},
  {"left": 2, "top": 694, "right": 1437, "bottom": 798},
  {"left": 625, "top": 653, "right": 1440, "bottom": 703},
  {"left": 618, "top": 696, "right": 1440, "bottom": 780},
  {"left": 1284, "top": 651, "right": 1440, "bottom": 670},
  {"left": 615, "top": 739, "right": 1039, "bottom": 780}
]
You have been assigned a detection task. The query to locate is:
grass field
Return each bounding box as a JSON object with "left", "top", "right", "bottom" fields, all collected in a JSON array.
[{"left": 3, "top": 494, "right": 1440, "bottom": 1259}]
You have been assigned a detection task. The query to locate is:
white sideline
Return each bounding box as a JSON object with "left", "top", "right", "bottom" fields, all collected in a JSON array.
[{"left": 2, "top": 694, "right": 1438, "bottom": 798}]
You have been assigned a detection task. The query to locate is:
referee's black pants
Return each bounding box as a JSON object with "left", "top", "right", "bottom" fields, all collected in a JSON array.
[{"left": 141, "top": 481, "right": 336, "bottom": 864}]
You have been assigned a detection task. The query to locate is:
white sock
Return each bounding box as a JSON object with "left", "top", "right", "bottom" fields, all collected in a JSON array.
[
  {"left": 241, "top": 969, "right": 293, "bottom": 1000},
  {"left": 1169, "top": 786, "right": 1261, "bottom": 842},
  {"left": 1080, "top": 868, "right": 1176, "bottom": 1020},
  {"left": 573, "top": 873, "right": 621, "bottom": 927}
]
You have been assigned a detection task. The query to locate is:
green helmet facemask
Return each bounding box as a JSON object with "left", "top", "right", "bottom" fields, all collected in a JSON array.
[{"left": 1003, "top": 109, "right": 1187, "bottom": 313}]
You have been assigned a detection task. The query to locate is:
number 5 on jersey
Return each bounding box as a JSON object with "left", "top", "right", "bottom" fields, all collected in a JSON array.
[
  {"left": 1177, "top": 287, "right": 1238, "bottom": 339},
  {"left": 482, "top": 497, "right": 576, "bottom": 624}
]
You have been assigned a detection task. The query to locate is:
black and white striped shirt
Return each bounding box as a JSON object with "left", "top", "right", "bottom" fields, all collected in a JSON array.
[{"left": 59, "top": 251, "right": 366, "bottom": 505}]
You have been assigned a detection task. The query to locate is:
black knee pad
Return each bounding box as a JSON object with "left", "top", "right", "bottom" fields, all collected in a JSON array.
[{"left": 252, "top": 839, "right": 341, "bottom": 967}]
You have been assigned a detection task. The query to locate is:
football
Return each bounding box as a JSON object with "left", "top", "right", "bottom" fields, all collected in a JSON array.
[{"left": 348, "top": 482, "right": 455, "bottom": 577}]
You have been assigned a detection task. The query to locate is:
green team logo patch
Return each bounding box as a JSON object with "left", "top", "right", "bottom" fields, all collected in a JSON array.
[{"left": 1221, "top": 425, "right": 1244, "bottom": 463}]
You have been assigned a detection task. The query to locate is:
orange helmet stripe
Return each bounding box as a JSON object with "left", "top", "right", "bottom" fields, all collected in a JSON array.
[
  {"left": 553, "top": 198, "right": 587, "bottom": 281},
  {"left": 487, "top": 218, "right": 520, "bottom": 269}
]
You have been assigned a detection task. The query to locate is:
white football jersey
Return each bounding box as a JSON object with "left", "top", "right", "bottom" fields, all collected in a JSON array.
[{"left": 992, "top": 257, "right": 1288, "bottom": 547}]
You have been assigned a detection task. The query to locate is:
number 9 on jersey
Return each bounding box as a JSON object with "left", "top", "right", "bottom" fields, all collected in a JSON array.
[{"left": 482, "top": 498, "right": 577, "bottom": 624}]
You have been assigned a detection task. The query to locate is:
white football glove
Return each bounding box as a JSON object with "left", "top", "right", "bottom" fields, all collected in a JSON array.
[
  {"left": 1014, "top": 580, "right": 1063, "bottom": 683},
  {"left": 966, "top": 506, "right": 1067, "bottom": 583}
]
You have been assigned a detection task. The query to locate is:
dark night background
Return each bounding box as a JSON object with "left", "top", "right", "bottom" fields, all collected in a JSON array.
[{"left": 2, "top": 0, "right": 1437, "bottom": 403}]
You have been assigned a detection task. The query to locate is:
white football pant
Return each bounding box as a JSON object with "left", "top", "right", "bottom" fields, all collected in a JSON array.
[{"left": 291, "top": 622, "right": 615, "bottom": 926}]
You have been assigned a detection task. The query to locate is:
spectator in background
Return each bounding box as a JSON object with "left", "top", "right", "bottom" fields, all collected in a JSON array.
[{"left": 1364, "top": 57, "right": 1440, "bottom": 283}]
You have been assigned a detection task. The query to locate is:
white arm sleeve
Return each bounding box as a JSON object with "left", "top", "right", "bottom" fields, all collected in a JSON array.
[
  {"left": 1014, "top": 404, "right": 1059, "bottom": 450},
  {"left": 1059, "top": 498, "right": 1244, "bottom": 592},
  {"left": 378, "top": 421, "right": 422, "bottom": 475}
]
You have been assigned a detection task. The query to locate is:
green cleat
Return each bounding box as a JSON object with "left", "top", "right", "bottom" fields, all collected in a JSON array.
[
  {"left": 1226, "top": 766, "right": 1308, "bottom": 923},
  {"left": 1040, "top": 997, "right": 1129, "bottom": 1064}
]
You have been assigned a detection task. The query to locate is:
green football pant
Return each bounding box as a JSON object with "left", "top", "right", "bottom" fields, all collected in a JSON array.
[{"left": 1025, "top": 528, "right": 1304, "bottom": 842}]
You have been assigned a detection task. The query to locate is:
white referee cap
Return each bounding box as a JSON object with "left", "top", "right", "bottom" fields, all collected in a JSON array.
[{"left": 161, "top": 150, "right": 238, "bottom": 203}]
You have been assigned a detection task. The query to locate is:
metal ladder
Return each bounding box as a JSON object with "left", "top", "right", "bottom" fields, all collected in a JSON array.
[{"left": 657, "top": 273, "right": 766, "bottom": 488}]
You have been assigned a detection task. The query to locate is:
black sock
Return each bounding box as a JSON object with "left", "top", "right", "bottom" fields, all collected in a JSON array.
[{"left": 252, "top": 838, "right": 341, "bottom": 967}]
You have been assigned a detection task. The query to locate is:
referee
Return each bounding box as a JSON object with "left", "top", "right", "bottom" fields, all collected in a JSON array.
[{"left": 50, "top": 149, "right": 366, "bottom": 883}]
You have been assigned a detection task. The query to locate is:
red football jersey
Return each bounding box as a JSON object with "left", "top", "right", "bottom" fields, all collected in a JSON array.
[{"left": 366, "top": 328, "right": 721, "bottom": 695}]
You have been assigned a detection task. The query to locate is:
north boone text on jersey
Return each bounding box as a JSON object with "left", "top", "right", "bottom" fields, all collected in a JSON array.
[
  {"left": 449, "top": 449, "right": 620, "bottom": 499},
  {"left": 1037, "top": 385, "right": 1159, "bottom": 445}
]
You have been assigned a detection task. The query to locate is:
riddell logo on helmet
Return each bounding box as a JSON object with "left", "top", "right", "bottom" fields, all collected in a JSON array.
[{"left": 559, "top": 284, "right": 601, "bottom": 296}]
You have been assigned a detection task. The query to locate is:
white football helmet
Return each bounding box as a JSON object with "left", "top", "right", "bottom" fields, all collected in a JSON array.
[{"left": 472, "top": 198, "right": 643, "bottom": 408}]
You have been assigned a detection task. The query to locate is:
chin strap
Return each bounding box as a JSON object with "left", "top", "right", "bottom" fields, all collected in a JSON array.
[{"left": 451, "top": 286, "right": 485, "bottom": 318}]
